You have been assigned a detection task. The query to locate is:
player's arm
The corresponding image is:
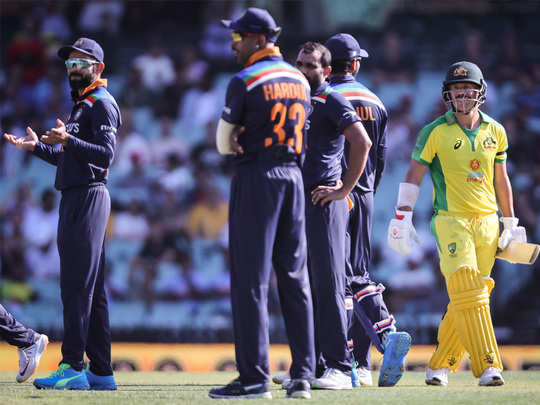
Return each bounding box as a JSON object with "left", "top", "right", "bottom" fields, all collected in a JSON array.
[
  {"left": 4, "top": 126, "right": 61, "bottom": 166},
  {"left": 494, "top": 161, "right": 514, "bottom": 218},
  {"left": 494, "top": 161, "right": 527, "bottom": 249},
  {"left": 397, "top": 159, "right": 427, "bottom": 211},
  {"left": 216, "top": 119, "right": 244, "bottom": 155},
  {"left": 312, "top": 121, "right": 371, "bottom": 206}
]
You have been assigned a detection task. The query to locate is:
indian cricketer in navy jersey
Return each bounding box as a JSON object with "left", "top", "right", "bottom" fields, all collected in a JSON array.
[
  {"left": 325, "top": 33, "right": 411, "bottom": 387},
  {"left": 209, "top": 8, "right": 315, "bottom": 400},
  {"left": 296, "top": 41, "right": 372, "bottom": 390},
  {"left": 3, "top": 37, "right": 119, "bottom": 391}
]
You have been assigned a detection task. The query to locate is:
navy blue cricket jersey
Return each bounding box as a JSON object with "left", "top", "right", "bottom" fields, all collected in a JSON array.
[
  {"left": 33, "top": 79, "right": 121, "bottom": 190},
  {"left": 329, "top": 75, "right": 387, "bottom": 193},
  {"left": 302, "top": 81, "right": 360, "bottom": 189},
  {"left": 221, "top": 48, "right": 311, "bottom": 162}
]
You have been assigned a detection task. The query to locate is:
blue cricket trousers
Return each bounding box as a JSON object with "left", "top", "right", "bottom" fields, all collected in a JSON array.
[{"left": 57, "top": 184, "right": 112, "bottom": 375}]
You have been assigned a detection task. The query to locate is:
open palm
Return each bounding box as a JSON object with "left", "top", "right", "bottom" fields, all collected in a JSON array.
[{"left": 3, "top": 127, "right": 38, "bottom": 151}]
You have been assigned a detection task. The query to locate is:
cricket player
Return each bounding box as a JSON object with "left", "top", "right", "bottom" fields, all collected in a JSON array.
[
  {"left": 387, "top": 61, "right": 525, "bottom": 386},
  {"left": 297, "top": 41, "right": 372, "bottom": 390},
  {"left": 0, "top": 304, "right": 48, "bottom": 383},
  {"left": 209, "top": 8, "right": 315, "bottom": 399},
  {"left": 325, "top": 33, "right": 411, "bottom": 387},
  {"left": 3, "top": 37, "right": 120, "bottom": 390}
]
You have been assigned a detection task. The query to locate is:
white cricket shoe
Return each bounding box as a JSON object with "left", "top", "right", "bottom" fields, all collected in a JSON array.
[
  {"left": 311, "top": 368, "right": 352, "bottom": 390},
  {"left": 356, "top": 366, "right": 373, "bottom": 386},
  {"left": 272, "top": 371, "right": 290, "bottom": 385},
  {"left": 425, "top": 367, "right": 448, "bottom": 386},
  {"left": 17, "top": 334, "right": 49, "bottom": 383},
  {"left": 479, "top": 367, "right": 504, "bottom": 386}
]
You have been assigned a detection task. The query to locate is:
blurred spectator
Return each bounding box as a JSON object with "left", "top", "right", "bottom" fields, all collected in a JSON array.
[
  {"left": 385, "top": 95, "right": 417, "bottom": 166},
  {"left": 113, "top": 108, "right": 151, "bottom": 175},
  {"left": 156, "top": 153, "right": 194, "bottom": 197},
  {"left": 37, "top": 0, "right": 72, "bottom": 42},
  {"left": 77, "top": 0, "right": 124, "bottom": 35},
  {"left": 21, "top": 188, "right": 59, "bottom": 279},
  {"left": 119, "top": 67, "right": 156, "bottom": 108},
  {"left": 178, "top": 69, "right": 220, "bottom": 127},
  {"left": 132, "top": 42, "right": 176, "bottom": 93},
  {"left": 111, "top": 199, "right": 150, "bottom": 242},
  {"left": 186, "top": 169, "right": 228, "bottom": 240},
  {"left": 371, "top": 31, "right": 416, "bottom": 88},
  {"left": 151, "top": 116, "right": 189, "bottom": 168}
]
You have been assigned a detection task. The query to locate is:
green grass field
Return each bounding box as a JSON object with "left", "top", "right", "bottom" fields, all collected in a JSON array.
[{"left": 1, "top": 371, "right": 539, "bottom": 404}]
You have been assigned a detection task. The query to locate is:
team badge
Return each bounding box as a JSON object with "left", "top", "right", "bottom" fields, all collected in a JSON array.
[
  {"left": 448, "top": 242, "right": 457, "bottom": 256},
  {"left": 75, "top": 39, "right": 83, "bottom": 46},
  {"left": 453, "top": 66, "right": 468, "bottom": 77},
  {"left": 448, "top": 356, "right": 457, "bottom": 366},
  {"left": 482, "top": 135, "right": 497, "bottom": 150},
  {"left": 454, "top": 139, "right": 463, "bottom": 150},
  {"left": 470, "top": 159, "right": 480, "bottom": 171},
  {"left": 484, "top": 353, "right": 495, "bottom": 364}
]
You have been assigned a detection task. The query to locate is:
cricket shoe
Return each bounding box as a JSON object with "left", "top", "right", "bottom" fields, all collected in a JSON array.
[
  {"left": 272, "top": 371, "right": 290, "bottom": 385},
  {"left": 85, "top": 366, "right": 117, "bottom": 390},
  {"left": 356, "top": 366, "right": 373, "bottom": 386},
  {"left": 16, "top": 334, "right": 48, "bottom": 383},
  {"left": 209, "top": 377, "right": 272, "bottom": 399},
  {"left": 479, "top": 367, "right": 504, "bottom": 386},
  {"left": 34, "top": 363, "right": 90, "bottom": 390},
  {"left": 311, "top": 368, "right": 352, "bottom": 390},
  {"left": 425, "top": 367, "right": 448, "bottom": 386},
  {"left": 378, "top": 331, "right": 411, "bottom": 387},
  {"left": 286, "top": 379, "right": 311, "bottom": 399}
]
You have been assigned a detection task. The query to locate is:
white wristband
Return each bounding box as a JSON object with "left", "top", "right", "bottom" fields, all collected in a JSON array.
[
  {"left": 397, "top": 182, "right": 420, "bottom": 209},
  {"left": 216, "top": 118, "right": 236, "bottom": 155}
]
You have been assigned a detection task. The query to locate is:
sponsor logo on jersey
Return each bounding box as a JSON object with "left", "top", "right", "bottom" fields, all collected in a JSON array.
[
  {"left": 342, "top": 111, "right": 357, "bottom": 121},
  {"left": 470, "top": 159, "right": 481, "bottom": 170},
  {"left": 454, "top": 139, "right": 463, "bottom": 150},
  {"left": 223, "top": 106, "right": 231, "bottom": 115},
  {"left": 73, "top": 108, "right": 83, "bottom": 120},
  {"left": 453, "top": 66, "right": 468, "bottom": 77},
  {"left": 66, "top": 122, "right": 79, "bottom": 134},
  {"left": 100, "top": 125, "right": 116, "bottom": 133},
  {"left": 482, "top": 135, "right": 497, "bottom": 150},
  {"left": 467, "top": 172, "right": 484, "bottom": 183}
]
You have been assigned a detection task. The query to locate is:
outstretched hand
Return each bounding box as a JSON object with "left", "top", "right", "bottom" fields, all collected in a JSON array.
[
  {"left": 3, "top": 126, "right": 39, "bottom": 151},
  {"left": 42, "top": 119, "right": 69, "bottom": 146}
]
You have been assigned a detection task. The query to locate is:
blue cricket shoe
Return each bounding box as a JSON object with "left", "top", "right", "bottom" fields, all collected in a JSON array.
[
  {"left": 85, "top": 367, "right": 117, "bottom": 390},
  {"left": 33, "top": 363, "right": 90, "bottom": 390},
  {"left": 378, "top": 331, "right": 411, "bottom": 387}
]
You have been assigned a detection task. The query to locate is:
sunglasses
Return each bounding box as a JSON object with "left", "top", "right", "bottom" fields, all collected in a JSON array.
[
  {"left": 65, "top": 58, "right": 99, "bottom": 69},
  {"left": 231, "top": 31, "right": 260, "bottom": 42}
]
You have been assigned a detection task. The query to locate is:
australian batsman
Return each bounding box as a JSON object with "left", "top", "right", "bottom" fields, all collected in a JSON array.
[{"left": 387, "top": 61, "right": 528, "bottom": 386}]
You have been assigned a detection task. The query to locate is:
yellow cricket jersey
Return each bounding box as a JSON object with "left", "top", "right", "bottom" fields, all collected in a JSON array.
[{"left": 412, "top": 110, "right": 508, "bottom": 216}]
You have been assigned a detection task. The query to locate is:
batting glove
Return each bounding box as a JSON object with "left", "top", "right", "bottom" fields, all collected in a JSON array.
[
  {"left": 387, "top": 210, "right": 420, "bottom": 255},
  {"left": 498, "top": 217, "right": 527, "bottom": 249}
]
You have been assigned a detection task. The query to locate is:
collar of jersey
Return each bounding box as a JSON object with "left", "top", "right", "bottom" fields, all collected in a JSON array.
[
  {"left": 444, "top": 109, "right": 490, "bottom": 125},
  {"left": 244, "top": 47, "right": 282, "bottom": 68},
  {"left": 79, "top": 78, "right": 108, "bottom": 98},
  {"left": 313, "top": 81, "right": 331, "bottom": 96},
  {"left": 328, "top": 74, "right": 355, "bottom": 84}
]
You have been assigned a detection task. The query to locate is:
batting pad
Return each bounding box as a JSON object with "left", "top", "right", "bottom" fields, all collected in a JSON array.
[
  {"left": 448, "top": 267, "right": 502, "bottom": 377},
  {"left": 428, "top": 306, "right": 465, "bottom": 372}
]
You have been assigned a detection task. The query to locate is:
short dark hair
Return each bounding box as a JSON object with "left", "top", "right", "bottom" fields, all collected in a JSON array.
[
  {"left": 331, "top": 59, "right": 358, "bottom": 75},
  {"left": 299, "top": 41, "right": 331, "bottom": 68}
]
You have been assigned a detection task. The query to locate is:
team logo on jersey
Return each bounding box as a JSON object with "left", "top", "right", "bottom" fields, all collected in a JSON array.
[
  {"left": 453, "top": 66, "right": 468, "bottom": 77},
  {"left": 482, "top": 135, "right": 497, "bottom": 150},
  {"left": 342, "top": 111, "right": 356, "bottom": 121},
  {"left": 470, "top": 159, "right": 481, "bottom": 171},
  {"left": 454, "top": 139, "right": 463, "bottom": 150},
  {"left": 448, "top": 242, "right": 457, "bottom": 256}
]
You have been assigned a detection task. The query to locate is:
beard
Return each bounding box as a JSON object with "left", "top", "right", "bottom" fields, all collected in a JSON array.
[{"left": 69, "top": 71, "right": 94, "bottom": 91}]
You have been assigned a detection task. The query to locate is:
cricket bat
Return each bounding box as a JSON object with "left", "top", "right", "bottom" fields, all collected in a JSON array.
[{"left": 496, "top": 241, "right": 540, "bottom": 265}]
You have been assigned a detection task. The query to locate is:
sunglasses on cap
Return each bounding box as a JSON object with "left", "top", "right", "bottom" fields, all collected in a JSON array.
[
  {"left": 65, "top": 58, "right": 99, "bottom": 69},
  {"left": 231, "top": 31, "right": 261, "bottom": 42}
]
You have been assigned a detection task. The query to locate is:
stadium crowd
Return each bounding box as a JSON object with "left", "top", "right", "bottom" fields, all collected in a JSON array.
[{"left": 1, "top": 0, "right": 539, "bottom": 344}]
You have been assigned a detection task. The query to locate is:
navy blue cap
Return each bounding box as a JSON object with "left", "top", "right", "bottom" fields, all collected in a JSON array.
[
  {"left": 324, "top": 33, "right": 368, "bottom": 61},
  {"left": 58, "top": 37, "right": 104, "bottom": 62},
  {"left": 221, "top": 7, "right": 281, "bottom": 42}
]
